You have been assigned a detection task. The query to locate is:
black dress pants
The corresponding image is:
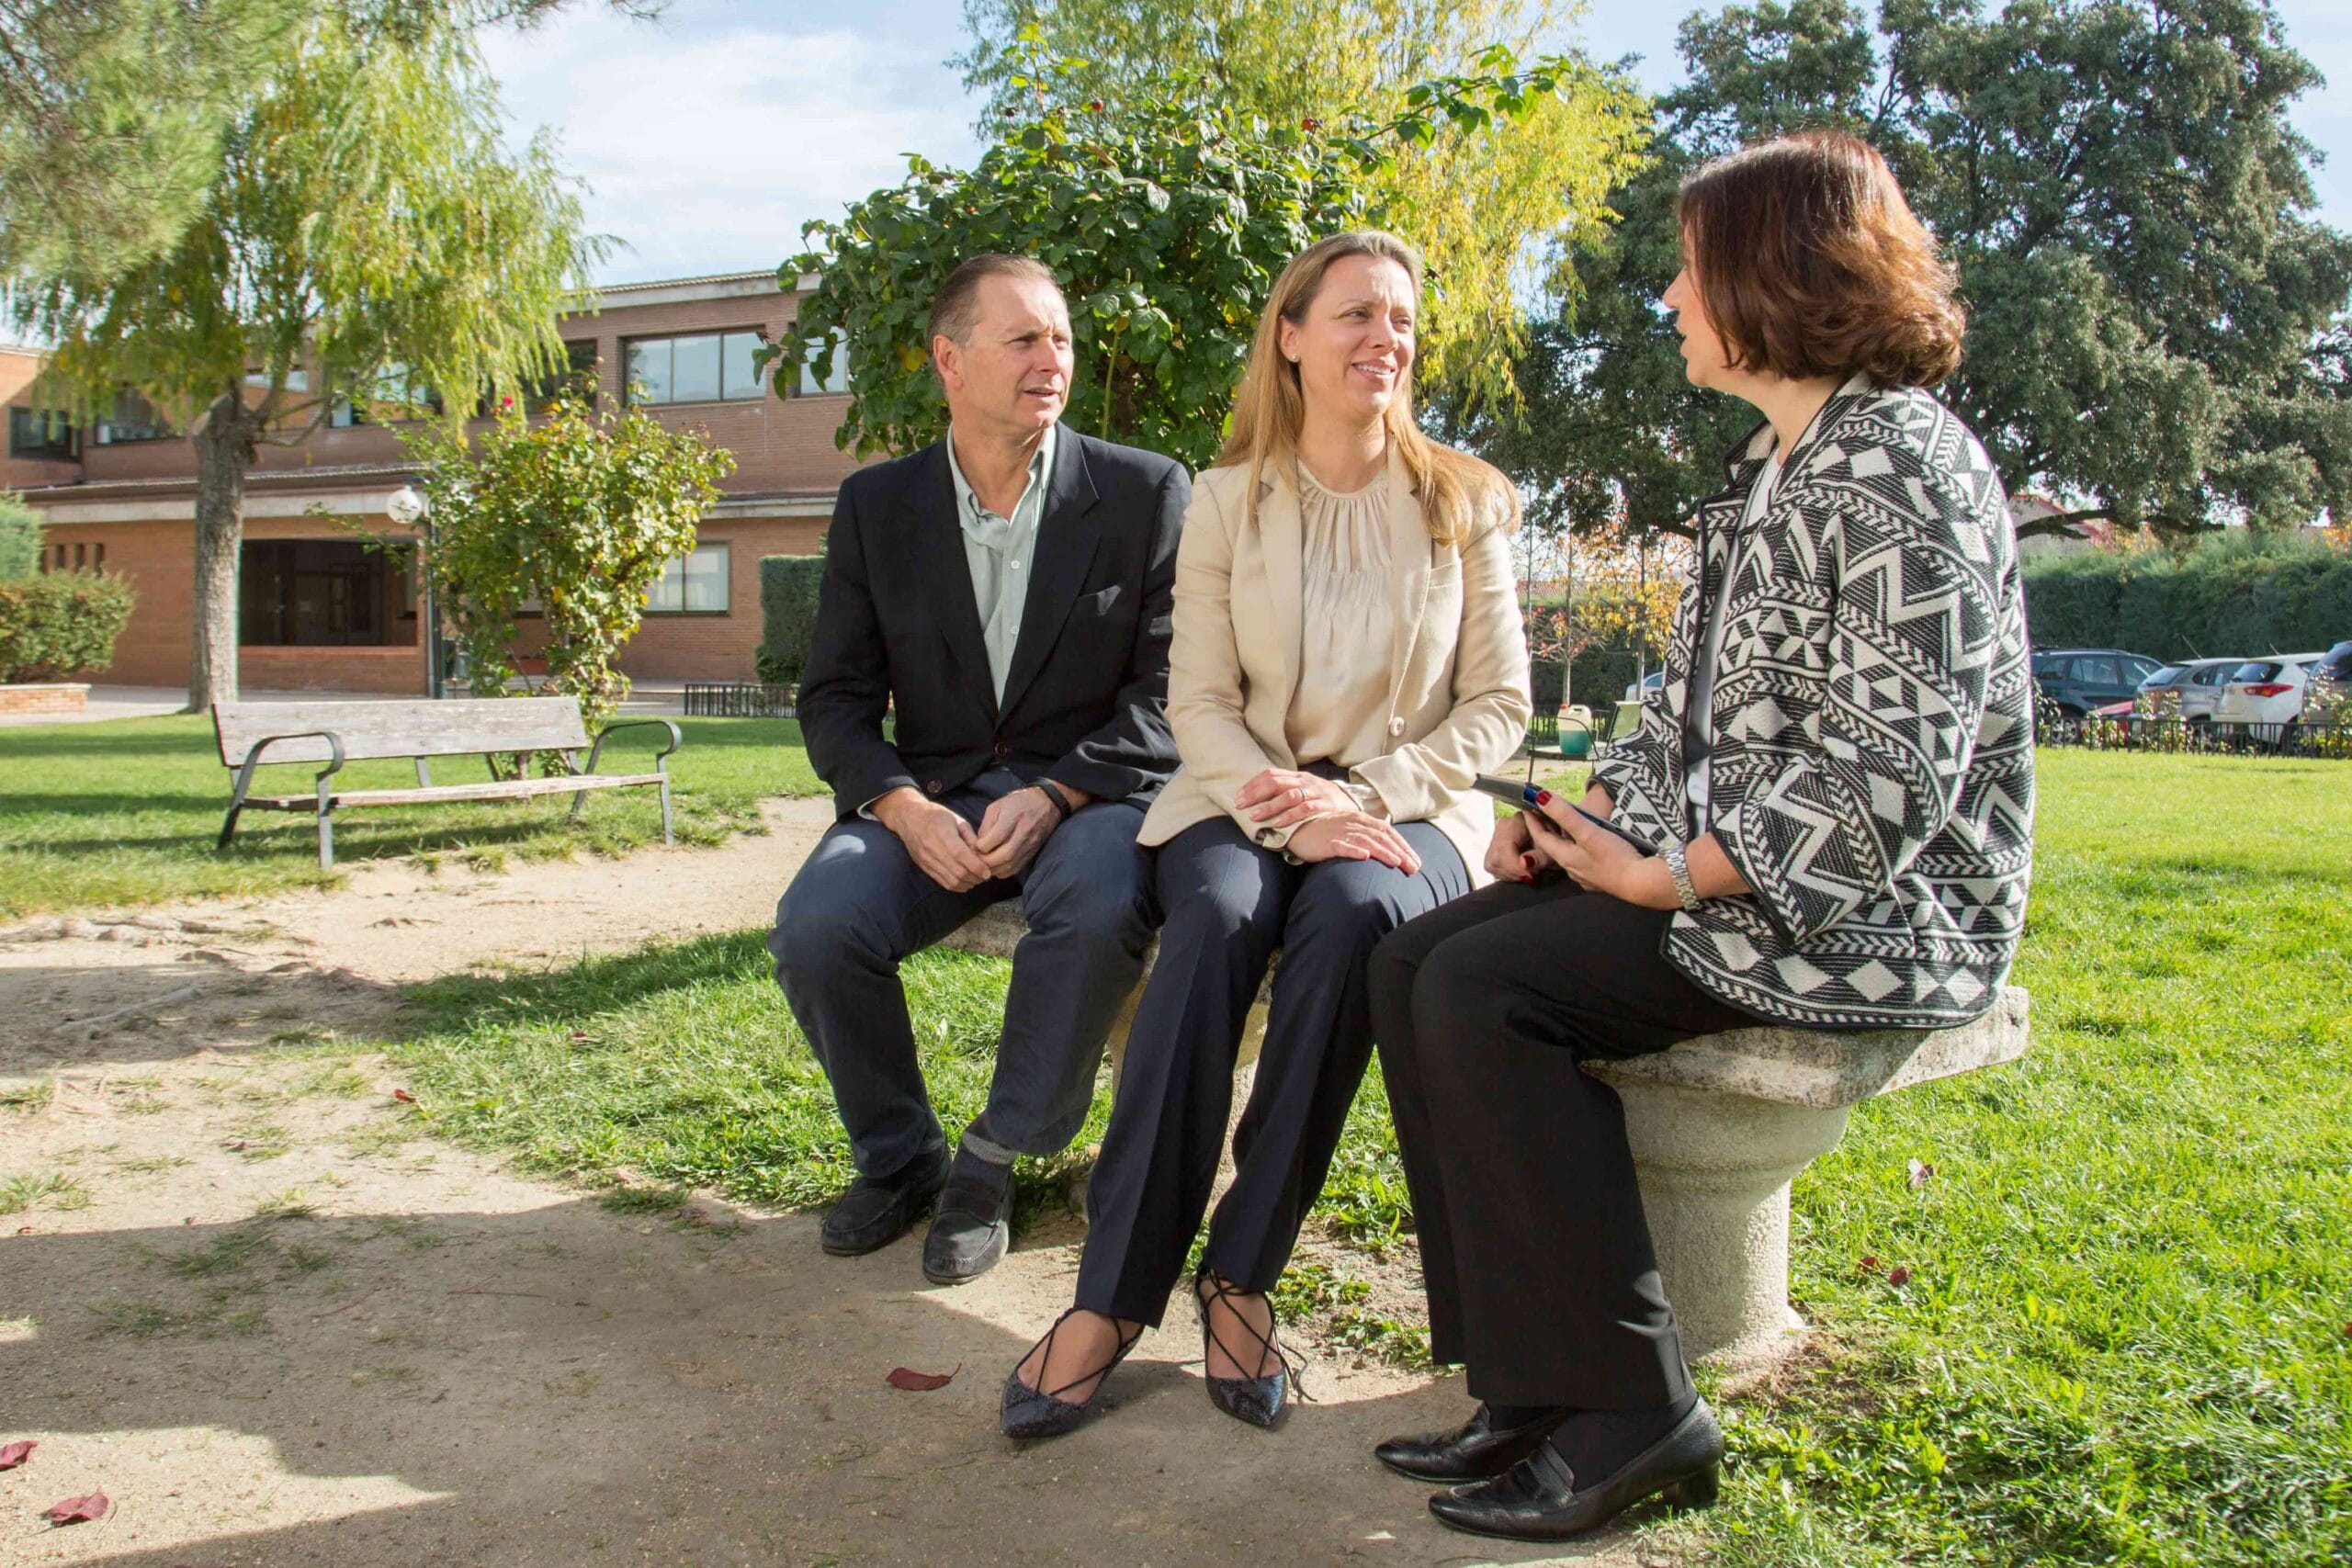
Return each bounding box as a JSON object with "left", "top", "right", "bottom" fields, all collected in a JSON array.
[
  {"left": 1076, "top": 813, "right": 1469, "bottom": 1325},
  {"left": 1368, "top": 879, "right": 1756, "bottom": 1410}
]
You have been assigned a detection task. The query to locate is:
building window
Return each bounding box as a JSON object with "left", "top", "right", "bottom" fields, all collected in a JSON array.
[
  {"left": 330, "top": 363, "right": 440, "bottom": 426},
  {"left": 7, "top": 407, "right": 78, "bottom": 460},
  {"left": 797, "top": 332, "right": 849, "bottom": 397},
  {"left": 521, "top": 341, "right": 600, "bottom": 412},
  {"left": 245, "top": 367, "right": 311, "bottom": 392},
  {"left": 644, "top": 542, "right": 729, "bottom": 614},
  {"left": 239, "top": 540, "right": 390, "bottom": 646},
  {"left": 624, "top": 332, "right": 765, "bottom": 405},
  {"left": 94, "top": 390, "right": 172, "bottom": 444}
]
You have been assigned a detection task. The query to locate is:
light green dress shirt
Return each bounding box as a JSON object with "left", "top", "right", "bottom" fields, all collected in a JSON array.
[{"left": 944, "top": 422, "right": 1057, "bottom": 704}]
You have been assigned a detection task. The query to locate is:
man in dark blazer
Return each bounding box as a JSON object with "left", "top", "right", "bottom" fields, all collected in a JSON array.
[{"left": 770, "top": 254, "right": 1187, "bottom": 1284}]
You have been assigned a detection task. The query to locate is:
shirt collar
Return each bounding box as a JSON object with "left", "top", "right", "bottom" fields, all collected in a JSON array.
[{"left": 945, "top": 421, "right": 1057, "bottom": 525}]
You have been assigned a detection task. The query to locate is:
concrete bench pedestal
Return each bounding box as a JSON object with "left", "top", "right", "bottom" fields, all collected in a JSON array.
[
  {"left": 942, "top": 905, "right": 2029, "bottom": 1373},
  {"left": 1589, "top": 986, "right": 2030, "bottom": 1370}
]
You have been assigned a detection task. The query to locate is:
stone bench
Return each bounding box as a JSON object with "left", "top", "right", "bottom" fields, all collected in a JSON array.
[{"left": 941, "top": 904, "right": 2029, "bottom": 1370}]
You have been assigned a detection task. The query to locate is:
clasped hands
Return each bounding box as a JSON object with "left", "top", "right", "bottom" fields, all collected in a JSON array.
[
  {"left": 1237, "top": 768, "right": 1421, "bottom": 875},
  {"left": 876, "top": 782, "right": 1091, "bottom": 892}
]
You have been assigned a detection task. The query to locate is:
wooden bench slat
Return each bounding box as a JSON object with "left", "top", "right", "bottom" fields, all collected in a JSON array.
[
  {"left": 239, "top": 773, "right": 666, "bottom": 809},
  {"left": 212, "top": 697, "right": 591, "bottom": 766}
]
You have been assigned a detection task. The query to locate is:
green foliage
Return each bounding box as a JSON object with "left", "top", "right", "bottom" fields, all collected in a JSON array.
[
  {"left": 401, "top": 391, "right": 733, "bottom": 734},
  {"left": 2021, "top": 534, "right": 2352, "bottom": 660},
  {"left": 0, "top": 493, "right": 43, "bottom": 581},
  {"left": 782, "top": 44, "right": 1636, "bottom": 465},
  {"left": 956, "top": 3, "right": 1651, "bottom": 407},
  {"left": 780, "top": 89, "right": 1368, "bottom": 468},
  {"left": 754, "top": 554, "right": 826, "bottom": 687},
  {"left": 9, "top": 3, "right": 604, "bottom": 706},
  {"left": 0, "top": 571, "right": 135, "bottom": 682},
  {"left": 1453, "top": 0, "right": 2352, "bottom": 541}
]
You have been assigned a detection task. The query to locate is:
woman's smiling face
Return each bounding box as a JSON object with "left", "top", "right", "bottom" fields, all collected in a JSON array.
[
  {"left": 1278, "top": 252, "right": 1417, "bottom": 424},
  {"left": 1662, "top": 237, "right": 1736, "bottom": 391}
]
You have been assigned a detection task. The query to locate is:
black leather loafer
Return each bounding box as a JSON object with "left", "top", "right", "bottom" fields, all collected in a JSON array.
[
  {"left": 1374, "top": 1403, "right": 1574, "bottom": 1483},
  {"left": 1428, "top": 1397, "right": 1724, "bottom": 1542},
  {"left": 922, "top": 1147, "right": 1014, "bottom": 1284},
  {"left": 819, "top": 1148, "right": 949, "bottom": 1257}
]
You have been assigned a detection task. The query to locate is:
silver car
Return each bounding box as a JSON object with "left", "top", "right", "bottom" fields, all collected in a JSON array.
[{"left": 2137, "top": 657, "right": 2243, "bottom": 723}]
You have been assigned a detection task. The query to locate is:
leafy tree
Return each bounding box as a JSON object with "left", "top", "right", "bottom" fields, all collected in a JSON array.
[
  {"left": 955, "top": 1, "right": 1648, "bottom": 407},
  {"left": 400, "top": 389, "right": 733, "bottom": 735},
  {"left": 1471, "top": 0, "right": 2352, "bottom": 542},
  {"left": 10, "top": 6, "right": 602, "bottom": 711},
  {"left": 785, "top": 52, "right": 1625, "bottom": 466},
  {"left": 0, "top": 0, "right": 644, "bottom": 284},
  {"left": 0, "top": 491, "right": 42, "bottom": 580}
]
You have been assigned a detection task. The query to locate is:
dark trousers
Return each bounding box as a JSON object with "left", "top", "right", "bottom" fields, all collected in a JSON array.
[
  {"left": 1368, "top": 879, "right": 1755, "bottom": 1409},
  {"left": 769, "top": 768, "right": 1156, "bottom": 1181},
  {"left": 1076, "top": 814, "right": 1469, "bottom": 1325}
]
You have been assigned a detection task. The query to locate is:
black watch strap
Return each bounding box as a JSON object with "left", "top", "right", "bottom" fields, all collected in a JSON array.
[{"left": 1032, "top": 779, "right": 1075, "bottom": 821}]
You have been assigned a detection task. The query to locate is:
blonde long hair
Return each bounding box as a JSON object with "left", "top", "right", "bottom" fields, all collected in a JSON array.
[{"left": 1216, "top": 230, "right": 1518, "bottom": 548}]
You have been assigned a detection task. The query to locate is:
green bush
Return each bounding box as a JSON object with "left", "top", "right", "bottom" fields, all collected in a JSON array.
[
  {"left": 0, "top": 572, "right": 135, "bottom": 682},
  {"left": 2023, "top": 534, "right": 2352, "bottom": 659},
  {"left": 756, "top": 553, "right": 826, "bottom": 686},
  {"left": 0, "top": 492, "right": 41, "bottom": 581}
]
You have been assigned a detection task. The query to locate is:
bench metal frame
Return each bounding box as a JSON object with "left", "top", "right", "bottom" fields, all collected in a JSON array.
[{"left": 216, "top": 714, "right": 682, "bottom": 870}]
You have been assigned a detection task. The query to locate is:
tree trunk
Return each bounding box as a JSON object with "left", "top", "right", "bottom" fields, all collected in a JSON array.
[{"left": 188, "top": 393, "right": 254, "bottom": 713}]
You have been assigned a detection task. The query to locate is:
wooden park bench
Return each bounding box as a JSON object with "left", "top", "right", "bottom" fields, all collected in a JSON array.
[
  {"left": 943, "top": 902, "right": 2029, "bottom": 1369},
  {"left": 210, "top": 696, "right": 681, "bottom": 870}
]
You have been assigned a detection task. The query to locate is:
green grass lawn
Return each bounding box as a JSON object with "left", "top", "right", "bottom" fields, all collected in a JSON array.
[
  {"left": 0, "top": 714, "right": 823, "bottom": 917},
  {"left": 380, "top": 748, "right": 2351, "bottom": 1565}
]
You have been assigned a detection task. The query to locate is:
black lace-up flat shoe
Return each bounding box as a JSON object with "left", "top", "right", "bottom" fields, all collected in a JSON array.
[
  {"left": 1428, "top": 1398, "right": 1724, "bottom": 1542},
  {"left": 1000, "top": 1309, "right": 1144, "bottom": 1440},
  {"left": 818, "top": 1147, "right": 949, "bottom": 1257},
  {"left": 1194, "top": 1271, "right": 1306, "bottom": 1430},
  {"left": 1374, "top": 1403, "right": 1575, "bottom": 1483}
]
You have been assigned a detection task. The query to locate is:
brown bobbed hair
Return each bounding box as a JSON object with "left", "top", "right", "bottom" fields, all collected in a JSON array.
[
  {"left": 1679, "top": 131, "right": 1964, "bottom": 388},
  {"left": 1216, "top": 230, "right": 1517, "bottom": 548}
]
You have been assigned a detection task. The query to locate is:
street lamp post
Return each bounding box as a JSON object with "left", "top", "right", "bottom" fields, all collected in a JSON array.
[{"left": 385, "top": 485, "right": 442, "bottom": 699}]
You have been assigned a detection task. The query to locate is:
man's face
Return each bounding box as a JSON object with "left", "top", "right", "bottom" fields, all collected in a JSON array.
[{"left": 933, "top": 275, "right": 1074, "bottom": 441}]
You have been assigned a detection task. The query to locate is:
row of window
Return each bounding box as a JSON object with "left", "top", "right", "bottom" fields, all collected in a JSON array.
[
  {"left": 42, "top": 541, "right": 107, "bottom": 572},
  {"left": 5, "top": 331, "right": 850, "bottom": 457}
]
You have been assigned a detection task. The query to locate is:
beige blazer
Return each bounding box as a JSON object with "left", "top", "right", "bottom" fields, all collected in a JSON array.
[{"left": 1137, "top": 451, "right": 1532, "bottom": 884}]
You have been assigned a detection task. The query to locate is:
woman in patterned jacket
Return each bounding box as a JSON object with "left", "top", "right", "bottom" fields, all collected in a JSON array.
[{"left": 1363, "top": 131, "right": 2035, "bottom": 1542}]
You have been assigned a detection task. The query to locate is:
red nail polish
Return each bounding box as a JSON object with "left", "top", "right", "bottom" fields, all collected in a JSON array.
[{"left": 1534, "top": 790, "right": 1554, "bottom": 805}]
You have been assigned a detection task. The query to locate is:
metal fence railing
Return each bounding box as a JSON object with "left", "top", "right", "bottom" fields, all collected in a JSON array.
[
  {"left": 2034, "top": 712, "right": 2352, "bottom": 759},
  {"left": 683, "top": 682, "right": 797, "bottom": 719}
]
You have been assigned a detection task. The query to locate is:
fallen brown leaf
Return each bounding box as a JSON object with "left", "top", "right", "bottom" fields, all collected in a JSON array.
[
  {"left": 0, "top": 1439, "right": 33, "bottom": 1469},
  {"left": 43, "top": 1490, "right": 107, "bottom": 1525},
  {"left": 1906, "top": 1157, "right": 1935, "bottom": 1190},
  {"left": 886, "top": 1364, "right": 960, "bottom": 1392},
  {"left": 1857, "top": 1255, "right": 1883, "bottom": 1274},
  {"left": 390, "top": 1089, "right": 415, "bottom": 1103},
  {"left": 1887, "top": 1265, "right": 1914, "bottom": 1287}
]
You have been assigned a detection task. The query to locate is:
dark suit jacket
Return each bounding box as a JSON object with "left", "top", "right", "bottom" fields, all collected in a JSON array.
[{"left": 798, "top": 427, "right": 1189, "bottom": 821}]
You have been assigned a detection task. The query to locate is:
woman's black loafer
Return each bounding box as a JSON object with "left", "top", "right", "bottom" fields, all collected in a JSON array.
[{"left": 1428, "top": 1397, "right": 1724, "bottom": 1541}]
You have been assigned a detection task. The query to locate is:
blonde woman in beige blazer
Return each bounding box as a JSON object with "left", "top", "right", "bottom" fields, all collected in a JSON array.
[{"left": 1002, "top": 231, "right": 1532, "bottom": 1439}]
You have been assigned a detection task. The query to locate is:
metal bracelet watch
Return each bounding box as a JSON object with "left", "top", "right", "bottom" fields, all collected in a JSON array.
[{"left": 1661, "top": 840, "right": 1702, "bottom": 912}]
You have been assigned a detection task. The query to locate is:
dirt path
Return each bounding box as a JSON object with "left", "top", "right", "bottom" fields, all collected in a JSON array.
[{"left": 0, "top": 806, "right": 1653, "bottom": 1567}]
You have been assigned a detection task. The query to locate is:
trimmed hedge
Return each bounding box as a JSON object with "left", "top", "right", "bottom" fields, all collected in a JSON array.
[
  {"left": 0, "top": 492, "right": 40, "bottom": 581},
  {"left": 2023, "top": 536, "right": 2352, "bottom": 660},
  {"left": 0, "top": 571, "right": 135, "bottom": 682},
  {"left": 755, "top": 553, "right": 826, "bottom": 686}
]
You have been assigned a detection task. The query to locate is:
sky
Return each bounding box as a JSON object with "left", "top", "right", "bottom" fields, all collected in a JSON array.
[{"left": 477, "top": 0, "right": 2352, "bottom": 288}]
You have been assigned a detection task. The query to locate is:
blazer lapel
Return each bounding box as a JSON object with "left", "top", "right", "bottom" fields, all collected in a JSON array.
[
  {"left": 910, "top": 442, "right": 999, "bottom": 722},
  {"left": 997, "top": 431, "right": 1102, "bottom": 720},
  {"left": 1379, "top": 450, "right": 1429, "bottom": 716},
  {"left": 1255, "top": 462, "right": 1306, "bottom": 715}
]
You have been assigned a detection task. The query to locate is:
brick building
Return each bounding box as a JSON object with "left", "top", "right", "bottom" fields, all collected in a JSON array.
[{"left": 6, "top": 271, "right": 864, "bottom": 694}]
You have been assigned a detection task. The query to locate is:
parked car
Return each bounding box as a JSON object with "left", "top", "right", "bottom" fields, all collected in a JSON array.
[
  {"left": 2213, "top": 653, "right": 2328, "bottom": 741},
  {"left": 2136, "top": 656, "right": 2244, "bottom": 723},
  {"left": 2031, "top": 648, "right": 2165, "bottom": 716},
  {"left": 2314, "top": 640, "right": 2352, "bottom": 689},
  {"left": 1623, "top": 669, "right": 1665, "bottom": 703}
]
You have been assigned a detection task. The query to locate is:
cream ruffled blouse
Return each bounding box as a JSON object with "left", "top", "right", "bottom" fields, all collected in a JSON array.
[{"left": 1283, "top": 460, "right": 1397, "bottom": 774}]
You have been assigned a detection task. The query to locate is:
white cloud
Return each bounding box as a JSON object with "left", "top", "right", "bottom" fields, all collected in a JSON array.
[{"left": 480, "top": 4, "right": 984, "bottom": 284}]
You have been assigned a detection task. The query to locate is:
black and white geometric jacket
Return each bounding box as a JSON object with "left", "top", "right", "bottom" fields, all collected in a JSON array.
[{"left": 1592, "top": 376, "right": 2036, "bottom": 1029}]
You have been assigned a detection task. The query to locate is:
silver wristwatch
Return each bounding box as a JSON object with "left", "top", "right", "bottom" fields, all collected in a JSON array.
[{"left": 1661, "top": 840, "right": 1702, "bottom": 912}]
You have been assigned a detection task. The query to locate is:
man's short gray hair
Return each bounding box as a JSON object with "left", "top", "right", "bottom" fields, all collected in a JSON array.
[{"left": 927, "top": 254, "right": 1062, "bottom": 351}]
